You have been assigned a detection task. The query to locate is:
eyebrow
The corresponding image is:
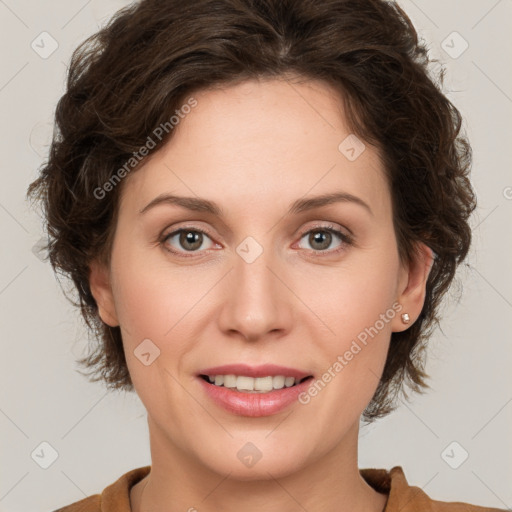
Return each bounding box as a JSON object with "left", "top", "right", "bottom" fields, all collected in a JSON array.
[{"left": 139, "top": 191, "right": 373, "bottom": 217}]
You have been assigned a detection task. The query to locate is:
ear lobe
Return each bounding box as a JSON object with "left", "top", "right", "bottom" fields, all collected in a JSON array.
[
  {"left": 88, "top": 259, "right": 119, "bottom": 327},
  {"left": 392, "top": 243, "right": 435, "bottom": 332}
]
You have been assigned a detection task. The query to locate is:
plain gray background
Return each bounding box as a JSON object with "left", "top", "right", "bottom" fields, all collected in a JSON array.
[{"left": 0, "top": 1, "right": 511, "bottom": 510}]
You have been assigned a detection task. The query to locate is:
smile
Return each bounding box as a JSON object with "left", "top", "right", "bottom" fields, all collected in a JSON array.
[{"left": 200, "top": 374, "right": 311, "bottom": 393}]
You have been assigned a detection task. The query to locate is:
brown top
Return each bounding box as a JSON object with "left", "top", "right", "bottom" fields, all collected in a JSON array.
[{"left": 52, "top": 465, "right": 506, "bottom": 511}]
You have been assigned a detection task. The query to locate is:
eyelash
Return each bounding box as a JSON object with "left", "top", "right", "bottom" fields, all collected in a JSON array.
[{"left": 160, "top": 223, "right": 354, "bottom": 259}]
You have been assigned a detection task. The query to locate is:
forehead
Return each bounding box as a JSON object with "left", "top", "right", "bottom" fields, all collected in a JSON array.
[{"left": 119, "top": 77, "right": 390, "bottom": 220}]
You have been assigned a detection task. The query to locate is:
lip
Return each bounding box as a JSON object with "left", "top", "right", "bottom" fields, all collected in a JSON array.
[
  {"left": 198, "top": 363, "right": 312, "bottom": 380},
  {"left": 197, "top": 364, "right": 314, "bottom": 417}
]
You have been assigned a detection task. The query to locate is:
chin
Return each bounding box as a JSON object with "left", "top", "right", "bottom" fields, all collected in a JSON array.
[{"left": 189, "top": 433, "right": 312, "bottom": 480}]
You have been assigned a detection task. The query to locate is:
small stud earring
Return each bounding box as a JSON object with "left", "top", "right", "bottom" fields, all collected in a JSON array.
[{"left": 401, "top": 313, "right": 410, "bottom": 324}]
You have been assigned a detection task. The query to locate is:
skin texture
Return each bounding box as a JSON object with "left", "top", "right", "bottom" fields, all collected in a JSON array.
[{"left": 89, "top": 76, "right": 433, "bottom": 512}]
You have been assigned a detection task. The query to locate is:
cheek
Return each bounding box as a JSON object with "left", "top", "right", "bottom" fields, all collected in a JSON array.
[
  {"left": 302, "top": 247, "right": 400, "bottom": 390},
  {"left": 113, "top": 270, "right": 170, "bottom": 340},
  {"left": 110, "top": 239, "right": 185, "bottom": 333},
  {"left": 304, "top": 252, "right": 400, "bottom": 338},
  {"left": 299, "top": 272, "right": 397, "bottom": 425},
  {"left": 111, "top": 256, "right": 193, "bottom": 408},
  {"left": 110, "top": 248, "right": 216, "bottom": 360}
]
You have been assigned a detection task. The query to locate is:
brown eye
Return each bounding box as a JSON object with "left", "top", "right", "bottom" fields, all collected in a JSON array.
[
  {"left": 296, "top": 225, "right": 353, "bottom": 255},
  {"left": 162, "top": 228, "right": 215, "bottom": 254},
  {"left": 178, "top": 231, "right": 204, "bottom": 251},
  {"left": 307, "top": 230, "right": 333, "bottom": 251}
]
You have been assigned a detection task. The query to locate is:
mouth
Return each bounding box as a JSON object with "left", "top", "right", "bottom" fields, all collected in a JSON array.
[
  {"left": 197, "top": 363, "right": 314, "bottom": 393},
  {"left": 198, "top": 374, "right": 313, "bottom": 393},
  {"left": 195, "top": 363, "right": 315, "bottom": 416},
  {"left": 196, "top": 369, "right": 315, "bottom": 417}
]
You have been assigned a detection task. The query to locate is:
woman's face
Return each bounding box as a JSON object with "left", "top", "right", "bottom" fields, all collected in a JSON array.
[{"left": 91, "top": 77, "right": 430, "bottom": 479}]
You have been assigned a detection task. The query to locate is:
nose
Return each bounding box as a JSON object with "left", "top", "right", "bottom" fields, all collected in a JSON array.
[{"left": 217, "top": 239, "right": 294, "bottom": 343}]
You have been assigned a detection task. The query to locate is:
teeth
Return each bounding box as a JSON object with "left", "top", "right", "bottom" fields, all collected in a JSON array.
[
  {"left": 273, "top": 375, "right": 285, "bottom": 389},
  {"left": 237, "top": 375, "right": 255, "bottom": 391},
  {"left": 284, "top": 376, "right": 295, "bottom": 388},
  {"left": 206, "top": 374, "right": 303, "bottom": 393},
  {"left": 223, "top": 374, "right": 237, "bottom": 387}
]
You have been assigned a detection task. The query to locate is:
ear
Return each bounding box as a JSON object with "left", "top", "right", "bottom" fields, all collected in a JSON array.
[
  {"left": 392, "top": 242, "right": 434, "bottom": 332},
  {"left": 88, "top": 259, "right": 119, "bottom": 327}
]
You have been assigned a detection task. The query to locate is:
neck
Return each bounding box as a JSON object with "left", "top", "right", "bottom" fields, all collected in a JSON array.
[{"left": 130, "top": 417, "right": 387, "bottom": 512}]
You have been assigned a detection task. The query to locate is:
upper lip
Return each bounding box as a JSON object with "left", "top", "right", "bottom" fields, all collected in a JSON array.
[{"left": 198, "top": 364, "right": 313, "bottom": 380}]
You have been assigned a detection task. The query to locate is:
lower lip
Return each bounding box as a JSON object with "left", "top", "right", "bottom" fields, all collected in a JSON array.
[{"left": 197, "top": 376, "right": 314, "bottom": 417}]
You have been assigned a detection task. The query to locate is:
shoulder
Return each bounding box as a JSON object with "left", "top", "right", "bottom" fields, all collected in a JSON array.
[
  {"left": 360, "top": 466, "right": 506, "bottom": 512},
  {"left": 50, "top": 466, "right": 151, "bottom": 512}
]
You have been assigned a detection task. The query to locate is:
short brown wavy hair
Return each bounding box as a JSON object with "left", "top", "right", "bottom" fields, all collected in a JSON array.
[{"left": 27, "top": 0, "right": 475, "bottom": 422}]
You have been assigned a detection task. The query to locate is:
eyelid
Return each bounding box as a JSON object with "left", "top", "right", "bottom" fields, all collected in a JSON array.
[
  {"left": 296, "top": 221, "right": 351, "bottom": 239},
  {"left": 160, "top": 221, "right": 216, "bottom": 241},
  {"left": 294, "top": 222, "right": 354, "bottom": 252}
]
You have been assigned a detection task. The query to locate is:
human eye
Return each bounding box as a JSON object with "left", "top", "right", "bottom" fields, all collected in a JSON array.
[
  {"left": 158, "top": 222, "right": 354, "bottom": 259},
  {"left": 295, "top": 223, "right": 354, "bottom": 256},
  {"left": 160, "top": 226, "right": 219, "bottom": 257}
]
